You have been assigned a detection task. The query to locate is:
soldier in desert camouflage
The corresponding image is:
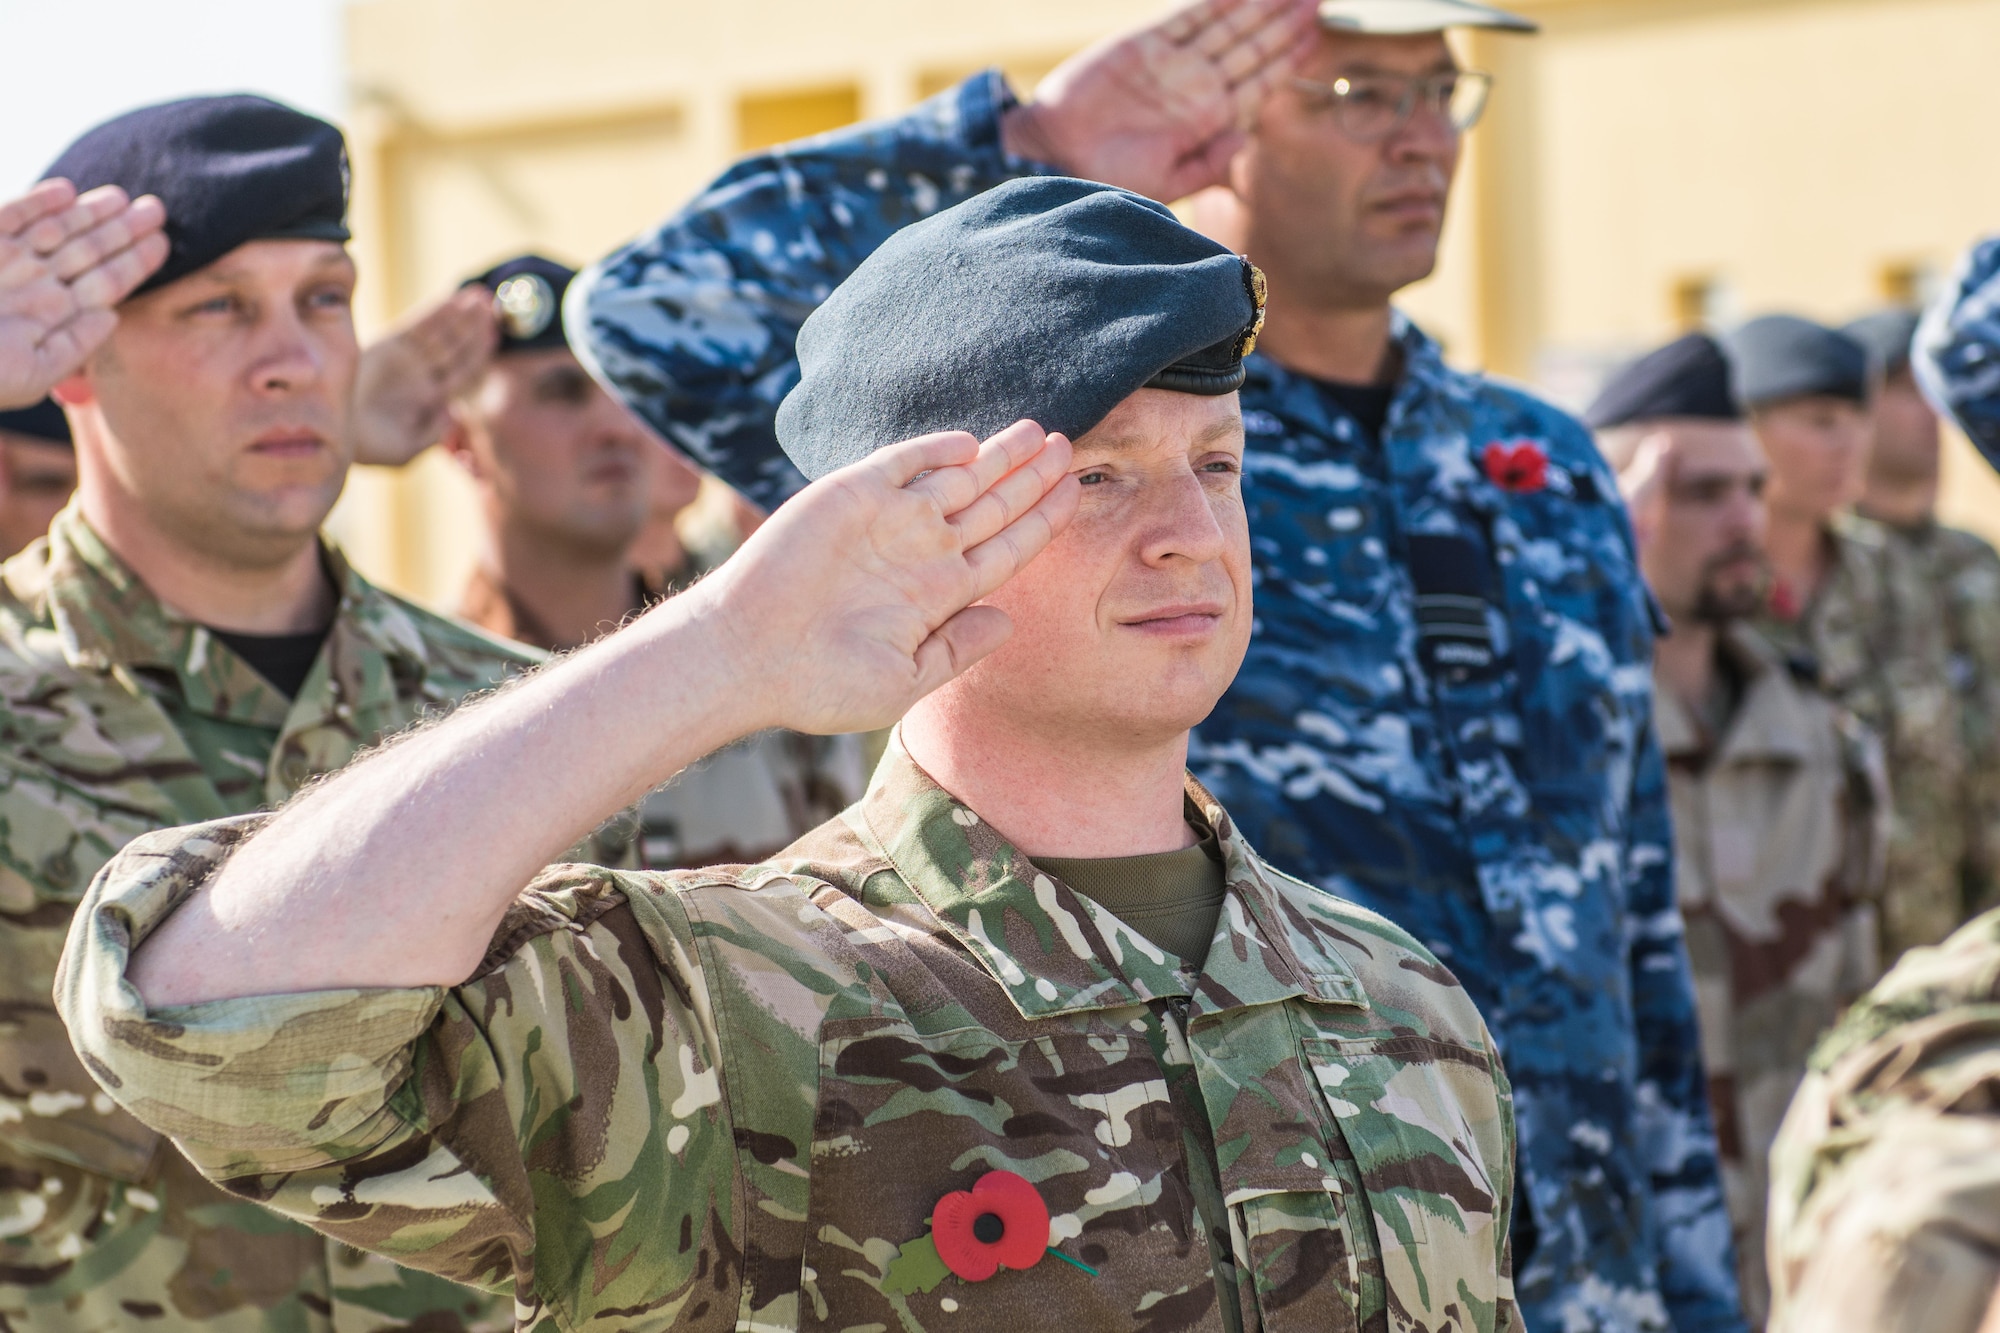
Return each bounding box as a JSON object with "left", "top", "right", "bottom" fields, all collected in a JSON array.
[
  {"left": 1590, "top": 332, "right": 1889, "bottom": 1324},
  {"left": 60, "top": 178, "right": 1520, "bottom": 1332}
]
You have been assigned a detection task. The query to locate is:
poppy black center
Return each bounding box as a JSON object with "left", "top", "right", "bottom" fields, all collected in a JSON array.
[{"left": 972, "top": 1213, "right": 1005, "bottom": 1243}]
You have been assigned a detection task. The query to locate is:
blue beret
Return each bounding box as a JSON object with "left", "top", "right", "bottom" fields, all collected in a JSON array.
[
  {"left": 44, "top": 95, "right": 349, "bottom": 296},
  {"left": 465, "top": 254, "right": 576, "bottom": 355},
  {"left": 1725, "top": 315, "right": 1871, "bottom": 408},
  {"left": 0, "top": 398, "right": 70, "bottom": 448},
  {"left": 1842, "top": 309, "right": 1920, "bottom": 378},
  {"left": 1585, "top": 333, "right": 1741, "bottom": 429},
  {"left": 775, "top": 177, "right": 1265, "bottom": 481}
]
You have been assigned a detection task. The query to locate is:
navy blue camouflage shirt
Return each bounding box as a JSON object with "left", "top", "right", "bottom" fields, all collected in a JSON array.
[
  {"left": 572, "top": 70, "right": 1744, "bottom": 1333},
  {"left": 1916, "top": 235, "right": 2000, "bottom": 471}
]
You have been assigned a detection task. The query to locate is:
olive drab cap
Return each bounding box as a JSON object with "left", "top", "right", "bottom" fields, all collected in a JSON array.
[
  {"left": 775, "top": 176, "right": 1266, "bottom": 481},
  {"left": 1317, "top": 0, "right": 1538, "bottom": 34},
  {"left": 44, "top": 94, "right": 350, "bottom": 296}
]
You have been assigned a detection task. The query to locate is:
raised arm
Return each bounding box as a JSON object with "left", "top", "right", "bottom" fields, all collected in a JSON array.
[
  {"left": 572, "top": 0, "right": 1314, "bottom": 509},
  {"left": 128, "top": 422, "right": 1077, "bottom": 1005},
  {"left": 0, "top": 178, "right": 168, "bottom": 408}
]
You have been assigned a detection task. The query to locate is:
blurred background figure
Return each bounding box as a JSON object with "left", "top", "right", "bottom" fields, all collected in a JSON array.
[
  {"left": 426, "top": 253, "right": 864, "bottom": 867},
  {"left": 1767, "top": 911, "right": 2000, "bottom": 1333},
  {"left": 1847, "top": 308, "right": 2000, "bottom": 929},
  {"left": 1592, "top": 332, "right": 1887, "bottom": 1326},
  {"left": 0, "top": 398, "right": 75, "bottom": 558},
  {"left": 1734, "top": 315, "right": 1977, "bottom": 966}
]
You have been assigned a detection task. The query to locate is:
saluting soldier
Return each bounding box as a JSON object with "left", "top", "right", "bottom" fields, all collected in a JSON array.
[
  {"left": 0, "top": 97, "right": 632, "bottom": 1331},
  {"left": 1589, "top": 333, "right": 1889, "bottom": 1324},
  {"left": 438, "top": 253, "right": 863, "bottom": 867},
  {"left": 59, "top": 178, "right": 1522, "bottom": 1333},
  {"left": 569, "top": 0, "right": 1739, "bottom": 1325},
  {"left": 1736, "top": 315, "right": 1980, "bottom": 964}
]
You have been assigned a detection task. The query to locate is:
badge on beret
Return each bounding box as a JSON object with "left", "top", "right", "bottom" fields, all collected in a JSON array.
[
  {"left": 494, "top": 272, "right": 557, "bottom": 341},
  {"left": 1236, "top": 260, "right": 1268, "bottom": 360}
]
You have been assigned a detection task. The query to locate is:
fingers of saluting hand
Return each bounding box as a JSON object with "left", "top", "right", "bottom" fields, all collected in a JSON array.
[
  {"left": 414, "top": 288, "right": 500, "bottom": 390},
  {"left": 63, "top": 227, "right": 170, "bottom": 310},
  {"left": 959, "top": 457, "right": 1079, "bottom": 600},
  {"left": 901, "top": 419, "right": 1051, "bottom": 516},
  {"left": 941, "top": 425, "right": 1076, "bottom": 552},
  {"left": 47, "top": 192, "right": 166, "bottom": 285},
  {"left": 0, "top": 180, "right": 79, "bottom": 240},
  {"left": 1187, "top": 0, "right": 1319, "bottom": 67}
]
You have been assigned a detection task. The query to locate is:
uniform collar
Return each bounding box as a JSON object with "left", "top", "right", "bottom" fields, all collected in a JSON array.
[
  {"left": 37, "top": 505, "right": 431, "bottom": 726},
  {"left": 1655, "top": 623, "right": 1816, "bottom": 765},
  {"left": 856, "top": 738, "right": 1370, "bottom": 1021}
]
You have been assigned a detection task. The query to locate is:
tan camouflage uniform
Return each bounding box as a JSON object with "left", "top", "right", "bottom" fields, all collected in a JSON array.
[
  {"left": 456, "top": 563, "right": 864, "bottom": 869},
  {"left": 1757, "top": 512, "right": 1973, "bottom": 962},
  {"left": 1655, "top": 622, "right": 1888, "bottom": 1323},
  {"left": 0, "top": 507, "right": 588, "bottom": 1331},
  {"left": 58, "top": 738, "right": 1521, "bottom": 1333},
  {"left": 1766, "top": 906, "right": 2000, "bottom": 1332}
]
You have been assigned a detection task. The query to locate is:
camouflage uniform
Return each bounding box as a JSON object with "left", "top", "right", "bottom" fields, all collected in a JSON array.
[
  {"left": 1756, "top": 514, "right": 1980, "bottom": 962},
  {"left": 455, "top": 564, "right": 865, "bottom": 869},
  {"left": 59, "top": 739, "right": 1520, "bottom": 1333},
  {"left": 571, "top": 70, "right": 1739, "bottom": 1332},
  {"left": 1884, "top": 521, "right": 2000, "bottom": 919},
  {"left": 0, "top": 507, "right": 555, "bottom": 1331},
  {"left": 1915, "top": 235, "right": 2000, "bottom": 470},
  {"left": 1765, "top": 906, "right": 2000, "bottom": 1332},
  {"left": 1654, "top": 623, "right": 1888, "bottom": 1323}
]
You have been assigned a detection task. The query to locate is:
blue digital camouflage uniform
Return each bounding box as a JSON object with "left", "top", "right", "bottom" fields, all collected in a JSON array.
[
  {"left": 1915, "top": 235, "right": 2000, "bottom": 470},
  {"left": 571, "top": 70, "right": 1742, "bottom": 1333}
]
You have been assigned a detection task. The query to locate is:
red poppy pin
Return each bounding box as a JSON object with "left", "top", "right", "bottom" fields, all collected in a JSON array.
[
  {"left": 1482, "top": 439, "right": 1549, "bottom": 494},
  {"left": 881, "top": 1169, "right": 1097, "bottom": 1296}
]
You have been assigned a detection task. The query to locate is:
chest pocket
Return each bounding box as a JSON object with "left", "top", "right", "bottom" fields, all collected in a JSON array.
[
  {"left": 1301, "top": 1035, "right": 1511, "bottom": 1333},
  {"left": 802, "top": 1019, "right": 1224, "bottom": 1333}
]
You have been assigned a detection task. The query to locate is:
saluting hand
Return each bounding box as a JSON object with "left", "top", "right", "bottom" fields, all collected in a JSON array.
[
  {"left": 0, "top": 179, "right": 168, "bottom": 409},
  {"left": 1002, "top": 0, "right": 1321, "bottom": 203},
  {"left": 349, "top": 286, "right": 498, "bottom": 466},
  {"left": 706, "top": 421, "right": 1080, "bottom": 737}
]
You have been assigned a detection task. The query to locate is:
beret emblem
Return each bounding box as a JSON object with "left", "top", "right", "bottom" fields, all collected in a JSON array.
[
  {"left": 1236, "top": 260, "right": 1268, "bottom": 359},
  {"left": 495, "top": 272, "right": 557, "bottom": 341}
]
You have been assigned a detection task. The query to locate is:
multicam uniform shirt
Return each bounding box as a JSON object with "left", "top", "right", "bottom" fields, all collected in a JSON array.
[
  {"left": 1756, "top": 513, "right": 1982, "bottom": 962},
  {"left": 570, "top": 69, "right": 1737, "bottom": 1333},
  {"left": 0, "top": 506, "right": 541, "bottom": 1332},
  {"left": 1654, "top": 623, "right": 1888, "bottom": 1324},
  {"left": 57, "top": 741, "right": 1519, "bottom": 1333},
  {"left": 1765, "top": 906, "right": 2000, "bottom": 1333}
]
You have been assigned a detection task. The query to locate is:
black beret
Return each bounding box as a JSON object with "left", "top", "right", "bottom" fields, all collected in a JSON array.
[
  {"left": 775, "top": 177, "right": 1265, "bottom": 481},
  {"left": 44, "top": 95, "right": 349, "bottom": 296},
  {"left": 464, "top": 254, "right": 577, "bottom": 354},
  {"left": 1724, "top": 314, "right": 1872, "bottom": 408},
  {"left": 0, "top": 399, "right": 71, "bottom": 448},
  {"left": 1842, "top": 309, "right": 1921, "bottom": 378},
  {"left": 1585, "top": 333, "right": 1742, "bottom": 429}
]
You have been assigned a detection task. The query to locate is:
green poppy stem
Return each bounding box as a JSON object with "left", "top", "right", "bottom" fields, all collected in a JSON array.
[{"left": 1044, "top": 1247, "right": 1099, "bottom": 1277}]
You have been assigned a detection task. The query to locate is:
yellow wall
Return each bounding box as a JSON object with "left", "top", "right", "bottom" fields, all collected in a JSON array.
[{"left": 337, "top": 0, "right": 2000, "bottom": 607}]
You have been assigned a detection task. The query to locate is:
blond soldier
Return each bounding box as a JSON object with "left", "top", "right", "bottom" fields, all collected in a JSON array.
[{"left": 1591, "top": 333, "right": 1888, "bottom": 1323}]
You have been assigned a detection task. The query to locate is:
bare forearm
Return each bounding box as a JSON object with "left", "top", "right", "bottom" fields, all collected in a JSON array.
[{"left": 130, "top": 587, "right": 768, "bottom": 1004}]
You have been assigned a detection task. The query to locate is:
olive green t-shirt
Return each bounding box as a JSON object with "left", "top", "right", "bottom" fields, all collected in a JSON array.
[{"left": 1036, "top": 829, "right": 1226, "bottom": 971}]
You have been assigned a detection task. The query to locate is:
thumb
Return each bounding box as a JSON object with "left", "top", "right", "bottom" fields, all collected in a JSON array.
[
  {"left": 909, "top": 605, "right": 1014, "bottom": 698},
  {"left": 1164, "top": 130, "right": 1247, "bottom": 202}
]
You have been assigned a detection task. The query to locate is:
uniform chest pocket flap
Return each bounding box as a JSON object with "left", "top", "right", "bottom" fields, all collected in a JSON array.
[
  {"left": 1301, "top": 1035, "right": 1509, "bottom": 1333},
  {"left": 802, "top": 1021, "right": 1222, "bottom": 1333}
]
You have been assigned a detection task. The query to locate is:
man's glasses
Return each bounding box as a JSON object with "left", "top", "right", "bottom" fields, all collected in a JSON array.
[{"left": 1290, "top": 70, "right": 1495, "bottom": 143}]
